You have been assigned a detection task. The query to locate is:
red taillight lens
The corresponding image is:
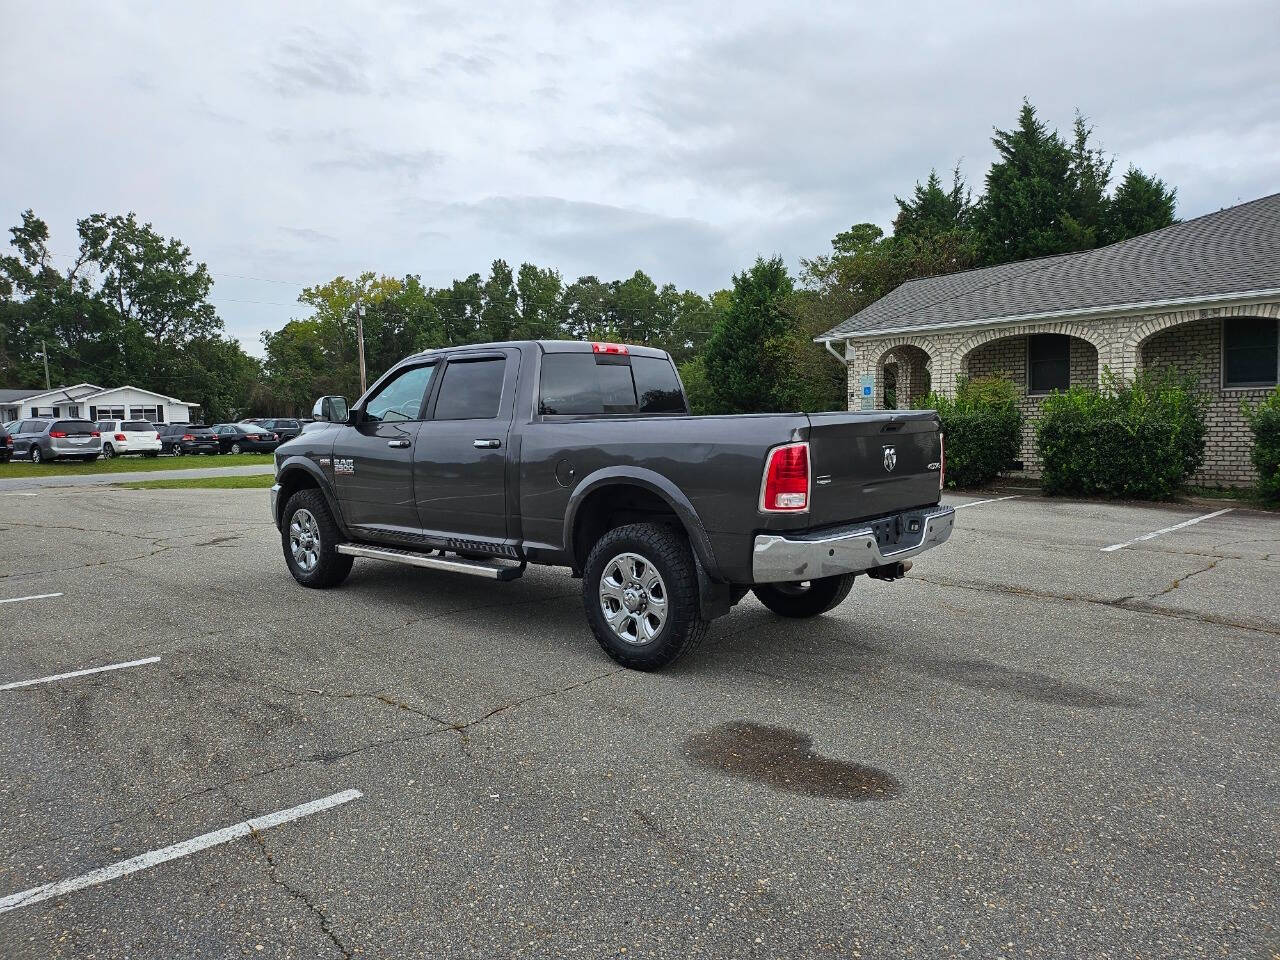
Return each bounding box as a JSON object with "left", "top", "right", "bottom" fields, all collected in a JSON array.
[
  {"left": 90, "top": 431, "right": 100, "bottom": 438},
  {"left": 182, "top": 434, "right": 195, "bottom": 441},
  {"left": 591, "top": 342, "right": 629, "bottom": 355},
  {"left": 760, "top": 442, "right": 809, "bottom": 512},
  {"left": 49, "top": 430, "right": 66, "bottom": 439},
  {"left": 939, "top": 434, "right": 946, "bottom": 490},
  {"left": 114, "top": 433, "right": 126, "bottom": 441}
]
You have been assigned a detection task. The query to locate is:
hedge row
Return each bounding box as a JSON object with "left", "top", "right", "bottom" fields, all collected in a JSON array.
[
  {"left": 917, "top": 376, "right": 1022, "bottom": 489},
  {"left": 1035, "top": 370, "right": 1206, "bottom": 500}
]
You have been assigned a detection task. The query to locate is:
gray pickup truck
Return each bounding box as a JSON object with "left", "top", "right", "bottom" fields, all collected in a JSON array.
[{"left": 270, "top": 340, "right": 954, "bottom": 669}]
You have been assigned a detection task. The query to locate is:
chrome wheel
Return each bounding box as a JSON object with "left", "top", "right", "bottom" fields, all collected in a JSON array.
[
  {"left": 289, "top": 508, "right": 321, "bottom": 572},
  {"left": 598, "top": 551, "right": 667, "bottom": 645}
]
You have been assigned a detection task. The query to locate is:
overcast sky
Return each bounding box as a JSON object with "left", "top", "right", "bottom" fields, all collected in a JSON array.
[{"left": 2, "top": 0, "right": 1277, "bottom": 354}]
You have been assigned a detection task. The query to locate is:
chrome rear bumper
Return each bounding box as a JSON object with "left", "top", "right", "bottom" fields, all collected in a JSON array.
[{"left": 751, "top": 505, "right": 955, "bottom": 584}]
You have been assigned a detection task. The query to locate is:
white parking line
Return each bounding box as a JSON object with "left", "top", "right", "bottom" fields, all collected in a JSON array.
[
  {"left": 0, "top": 789, "right": 363, "bottom": 915},
  {"left": 0, "top": 656, "right": 161, "bottom": 691},
  {"left": 1100, "top": 508, "right": 1234, "bottom": 552},
  {"left": 0, "top": 592, "right": 63, "bottom": 605},
  {"left": 951, "top": 495, "right": 1021, "bottom": 510}
]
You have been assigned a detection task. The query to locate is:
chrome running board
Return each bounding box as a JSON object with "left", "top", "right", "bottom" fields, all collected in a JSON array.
[{"left": 337, "top": 543, "right": 525, "bottom": 581}]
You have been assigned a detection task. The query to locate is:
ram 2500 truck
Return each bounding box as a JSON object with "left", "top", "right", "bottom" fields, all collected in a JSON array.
[{"left": 270, "top": 340, "right": 954, "bottom": 670}]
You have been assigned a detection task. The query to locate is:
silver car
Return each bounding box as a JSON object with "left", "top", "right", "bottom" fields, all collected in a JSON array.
[{"left": 11, "top": 418, "right": 103, "bottom": 464}]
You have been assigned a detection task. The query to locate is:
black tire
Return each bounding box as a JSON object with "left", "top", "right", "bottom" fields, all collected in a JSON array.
[
  {"left": 101, "top": 443, "right": 114, "bottom": 459},
  {"left": 752, "top": 574, "right": 855, "bottom": 618},
  {"left": 582, "top": 522, "right": 708, "bottom": 671},
  {"left": 230, "top": 442, "right": 242, "bottom": 454},
  {"left": 30, "top": 446, "right": 43, "bottom": 464},
  {"left": 281, "top": 489, "right": 353, "bottom": 588}
]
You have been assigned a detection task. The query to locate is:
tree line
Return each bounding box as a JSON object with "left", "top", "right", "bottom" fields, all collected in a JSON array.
[{"left": 1, "top": 101, "right": 1177, "bottom": 421}]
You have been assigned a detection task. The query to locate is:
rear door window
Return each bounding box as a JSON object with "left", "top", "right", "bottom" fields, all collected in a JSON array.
[
  {"left": 433, "top": 357, "right": 506, "bottom": 420},
  {"left": 538, "top": 354, "right": 638, "bottom": 415}
]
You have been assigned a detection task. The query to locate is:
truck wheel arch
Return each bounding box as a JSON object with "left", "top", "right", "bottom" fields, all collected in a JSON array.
[
  {"left": 564, "top": 468, "right": 721, "bottom": 581},
  {"left": 274, "top": 458, "right": 343, "bottom": 532}
]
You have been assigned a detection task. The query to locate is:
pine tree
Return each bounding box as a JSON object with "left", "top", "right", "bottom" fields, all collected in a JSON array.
[
  {"left": 893, "top": 167, "right": 972, "bottom": 241},
  {"left": 1106, "top": 167, "right": 1178, "bottom": 242}
]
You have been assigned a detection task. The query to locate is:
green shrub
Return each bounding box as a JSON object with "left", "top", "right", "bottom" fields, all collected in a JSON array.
[
  {"left": 917, "top": 376, "right": 1022, "bottom": 489},
  {"left": 1036, "top": 369, "right": 1206, "bottom": 500},
  {"left": 1243, "top": 387, "right": 1280, "bottom": 500}
]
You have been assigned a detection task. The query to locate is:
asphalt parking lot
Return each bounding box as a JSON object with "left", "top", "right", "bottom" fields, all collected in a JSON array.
[{"left": 0, "top": 486, "right": 1276, "bottom": 958}]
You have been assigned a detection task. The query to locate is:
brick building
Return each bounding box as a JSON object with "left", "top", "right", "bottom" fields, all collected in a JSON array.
[{"left": 817, "top": 193, "right": 1280, "bottom": 485}]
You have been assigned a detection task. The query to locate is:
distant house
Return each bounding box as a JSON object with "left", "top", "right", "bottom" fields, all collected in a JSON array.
[
  {"left": 817, "top": 193, "right": 1280, "bottom": 485},
  {"left": 0, "top": 384, "right": 199, "bottom": 426}
]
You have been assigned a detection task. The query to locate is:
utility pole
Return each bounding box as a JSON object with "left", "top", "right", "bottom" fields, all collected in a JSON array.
[
  {"left": 355, "top": 303, "right": 368, "bottom": 396},
  {"left": 39, "top": 340, "right": 50, "bottom": 390}
]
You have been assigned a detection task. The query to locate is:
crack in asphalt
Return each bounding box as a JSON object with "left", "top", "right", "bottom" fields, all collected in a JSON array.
[
  {"left": 1149, "top": 559, "right": 1219, "bottom": 598},
  {"left": 911, "top": 573, "right": 1280, "bottom": 638}
]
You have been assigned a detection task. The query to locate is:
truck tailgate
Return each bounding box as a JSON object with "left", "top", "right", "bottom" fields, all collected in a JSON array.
[{"left": 804, "top": 411, "right": 942, "bottom": 526}]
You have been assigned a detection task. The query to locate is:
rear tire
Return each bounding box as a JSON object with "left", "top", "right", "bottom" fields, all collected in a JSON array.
[
  {"left": 30, "top": 447, "right": 43, "bottom": 464},
  {"left": 101, "top": 443, "right": 114, "bottom": 459},
  {"left": 752, "top": 575, "right": 855, "bottom": 618},
  {"left": 281, "top": 489, "right": 353, "bottom": 588},
  {"left": 583, "top": 522, "right": 708, "bottom": 671},
  {"left": 231, "top": 442, "right": 242, "bottom": 454}
]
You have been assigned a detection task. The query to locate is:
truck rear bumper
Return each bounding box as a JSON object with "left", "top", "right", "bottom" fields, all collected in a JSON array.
[{"left": 751, "top": 505, "right": 955, "bottom": 584}]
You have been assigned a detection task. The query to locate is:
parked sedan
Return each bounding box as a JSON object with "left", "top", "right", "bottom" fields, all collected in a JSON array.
[
  {"left": 257, "top": 418, "right": 303, "bottom": 442},
  {"left": 96, "top": 419, "right": 162, "bottom": 458},
  {"left": 12, "top": 419, "right": 102, "bottom": 463},
  {"left": 211, "top": 423, "right": 280, "bottom": 454},
  {"left": 159, "top": 423, "right": 221, "bottom": 455}
]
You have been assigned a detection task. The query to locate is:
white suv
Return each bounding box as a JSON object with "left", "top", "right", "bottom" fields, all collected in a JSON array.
[{"left": 96, "top": 420, "right": 163, "bottom": 458}]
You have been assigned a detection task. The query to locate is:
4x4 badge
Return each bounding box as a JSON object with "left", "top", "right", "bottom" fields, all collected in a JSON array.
[{"left": 882, "top": 445, "right": 897, "bottom": 472}]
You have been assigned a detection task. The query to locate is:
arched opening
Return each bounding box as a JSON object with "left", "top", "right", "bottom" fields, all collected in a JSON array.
[
  {"left": 962, "top": 332, "right": 1098, "bottom": 393},
  {"left": 877, "top": 345, "right": 931, "bottom": 409},
  {"left": 959, "top": 332, "right": 1099, "bottom": 473},
  {"left": 1138, "top": 314, "right": 1278, "bottom": 485}
]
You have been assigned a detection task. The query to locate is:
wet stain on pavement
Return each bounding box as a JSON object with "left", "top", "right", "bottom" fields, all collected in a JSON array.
[{"left": 686, "top": 722, "right": 900, "bottom": 801}]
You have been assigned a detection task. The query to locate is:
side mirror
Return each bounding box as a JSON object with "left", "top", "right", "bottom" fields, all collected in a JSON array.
[{"left": 312, "top": 396, "right": 350, "bottom": 423}]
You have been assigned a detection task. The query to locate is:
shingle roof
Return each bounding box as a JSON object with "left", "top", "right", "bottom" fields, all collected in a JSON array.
[
  {"left": 0, "top": 386, "right": 77, "bottom": 404},
  {"left": 820, "top": 192, "right": 1280, "bottom": 339}
]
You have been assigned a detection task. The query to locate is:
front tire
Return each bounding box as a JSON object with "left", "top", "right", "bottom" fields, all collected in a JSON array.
[
  {"left": 281, "top": 489, "right": 353, "bottom": 588},
  {"left": 583, "top": 522, "right": 708, "bottom": 671},
  {"left": 752, "top": 574, "right": 855, "bottom": 618}
]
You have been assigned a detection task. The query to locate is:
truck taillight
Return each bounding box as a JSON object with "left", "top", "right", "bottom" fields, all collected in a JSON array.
[
  {"left": 760, "top": 441, "right": 809, "bottom": 512},
  {"left": 591, "top": 342, "right": 629, "bottom": 355},
  {"left": 939, "top": 433, "right": 945, "bottom": 490}
]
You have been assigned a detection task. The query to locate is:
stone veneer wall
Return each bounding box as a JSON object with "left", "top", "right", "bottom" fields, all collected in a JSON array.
[{"left": 841, "top": 300, "right": 1280, "bottom": 485}]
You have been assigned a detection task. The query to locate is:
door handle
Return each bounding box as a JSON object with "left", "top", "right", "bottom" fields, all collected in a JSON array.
[
  {"left": 387, "top": 439, "right": 411, "bottom": 448},
  {"left": 473, "top": 438, "right": 501, "bottom": 449}
]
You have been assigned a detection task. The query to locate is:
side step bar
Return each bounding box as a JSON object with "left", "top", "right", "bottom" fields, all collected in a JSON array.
[{"left": 337, "top": 543, "right": 525, "bottom": 581}]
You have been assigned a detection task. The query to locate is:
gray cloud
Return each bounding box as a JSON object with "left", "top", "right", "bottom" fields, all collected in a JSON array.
[{"left": 0, "top": 0, "right": 1275, "bottom": 355}]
